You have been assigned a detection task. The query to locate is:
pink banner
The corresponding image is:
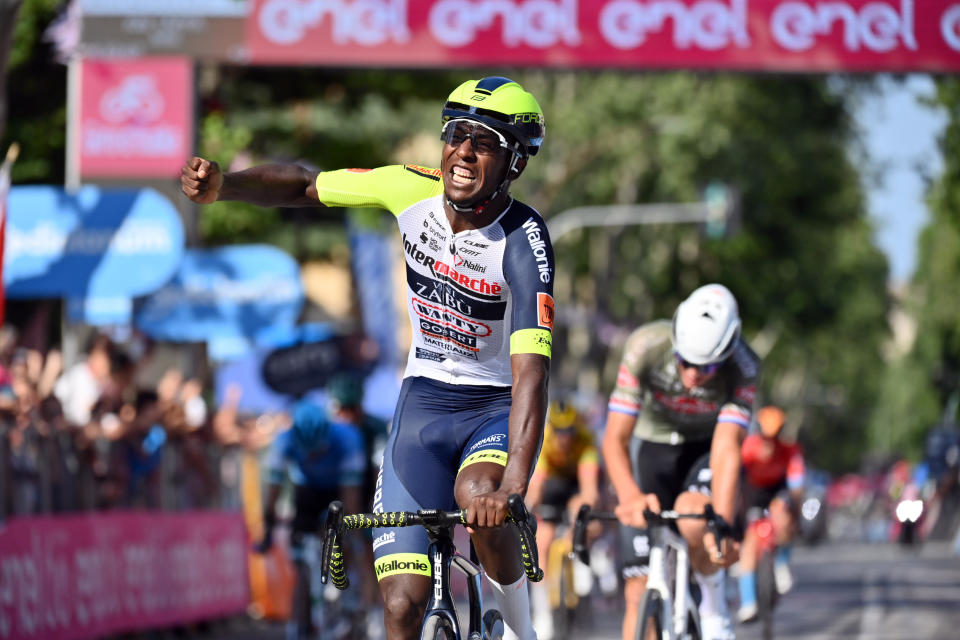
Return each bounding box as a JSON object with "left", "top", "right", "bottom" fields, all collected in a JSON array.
[
  {"left": 246, "top": 0, "right": 960, "bottom": 72},
  {"left": 0, "top": 511, "right": 249, "bottom": 640},
  {"left": 78, "top": 58, "right": 193, "bottom": 178}
]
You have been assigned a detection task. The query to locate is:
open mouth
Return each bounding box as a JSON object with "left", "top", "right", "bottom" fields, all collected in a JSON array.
[{"left": 450, "top": 165, "right": 477, "bottom": 186}]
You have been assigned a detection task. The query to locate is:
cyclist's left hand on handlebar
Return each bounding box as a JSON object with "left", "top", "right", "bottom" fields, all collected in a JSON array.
[
  {"left": 465, "top": 489, "right": 512, "bottom": 532},
  {"left": 703, "top": 529, "right": 740, "bottom": 567}
]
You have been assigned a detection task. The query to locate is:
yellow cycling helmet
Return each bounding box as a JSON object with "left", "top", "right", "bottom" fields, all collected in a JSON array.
[
  {"left": 442, "top": 76, "right": 545, "bottom": 158},
  {"left": 756, "top": 406, "right": 786, "bottom": 439},
  {"left": 547, "top": 400, "right": 581, "bottom": 432}
]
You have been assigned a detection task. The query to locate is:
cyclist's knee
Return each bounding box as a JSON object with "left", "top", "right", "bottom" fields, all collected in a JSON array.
[
  {"left": 381, "top": 585, "right": 426, "bottom": 629},
  {"left": 674, "top": 492, "right": 709, "bottom": 542}
]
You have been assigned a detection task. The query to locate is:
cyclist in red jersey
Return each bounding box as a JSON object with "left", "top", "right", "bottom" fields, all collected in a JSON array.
[{"left": 737, "top": 405, "right": 805, "bottom": 623}]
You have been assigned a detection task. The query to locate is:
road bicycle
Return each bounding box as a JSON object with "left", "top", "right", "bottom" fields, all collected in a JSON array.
[
  {"left": 745, "top": 513, "right": 779, "bottom": 640},
  {"left": 320, "top": 494, "right": 543, "bottom": 640},
  {"left": 572, "top": 504, "right": 732, "bottom": 640}
]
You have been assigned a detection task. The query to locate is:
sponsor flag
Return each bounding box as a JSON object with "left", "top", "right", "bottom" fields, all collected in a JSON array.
[{"left": 0, "top": 143, "right": 19, "bottom": 326}]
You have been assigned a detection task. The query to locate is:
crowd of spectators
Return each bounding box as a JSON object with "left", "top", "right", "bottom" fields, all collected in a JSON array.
[{"left": 0, "top": 328, "right": 285, "bottom": 520}]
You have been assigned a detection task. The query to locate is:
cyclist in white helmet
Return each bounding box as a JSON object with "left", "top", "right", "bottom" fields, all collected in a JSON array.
[{"left": 601, "top": 283, "right": 761, "bottom": 640}]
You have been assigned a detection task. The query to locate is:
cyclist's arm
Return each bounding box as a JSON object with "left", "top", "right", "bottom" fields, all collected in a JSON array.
[
  {"left": 501, "top": 353, "right": 549, "bottom": 497},
  {"left": 602, "top": 410, "right": 642, "bottom": 504},
  {"left": 710, "top": 421, "right": 745, "bottom": 524},
  {"left": 500, "top": 210, "right": 554, "bottom": 498},
  {"left": 182, "top": 157, "right": 321, "bottom": 207},
  {"left": 575, "top": 447, "right": 601, "bottom": 508}
]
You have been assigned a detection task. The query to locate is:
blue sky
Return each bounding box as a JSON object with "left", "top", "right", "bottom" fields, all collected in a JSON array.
[{"left": 856, "top": 74, "right": 947, "bottom": 284}]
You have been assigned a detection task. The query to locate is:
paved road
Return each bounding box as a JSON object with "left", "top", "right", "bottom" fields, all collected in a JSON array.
[
  {"left": 737, "top": 541, "right": 960, "bottom": 640},
  {"left": 202, "top": 540, "right": 960, "bottom": 639}
]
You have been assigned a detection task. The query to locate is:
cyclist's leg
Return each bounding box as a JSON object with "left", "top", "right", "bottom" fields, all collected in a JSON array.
[
  {"left": 374, "top": 377, "right": 464, "bottom": 640},
  {"left": 737, "top": 488, "right": 772, "bottom": 623},
  {"left": 769, "top": 491, "right": 796, "bottom": 593}
]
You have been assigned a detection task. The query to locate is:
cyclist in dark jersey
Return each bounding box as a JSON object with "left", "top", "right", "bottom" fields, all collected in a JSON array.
[
  {"left": 182, "top": 77, "right": 552, "bottom": 640},
  {"left": 601, "top": 284, "right": 761, "bottom": 640}
]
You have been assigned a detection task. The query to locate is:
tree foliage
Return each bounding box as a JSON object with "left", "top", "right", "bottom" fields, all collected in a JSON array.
[
  {"left": 872, "top": 77, "right": 960, "bottom": 459},
  {"left": 3, "top": 4, "right": 893, "bottom": 471}
]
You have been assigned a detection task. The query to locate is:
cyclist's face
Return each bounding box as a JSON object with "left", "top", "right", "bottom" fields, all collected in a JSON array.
[
  {"left": 677, "top": 359, "right": 720, "bottom": 390},
  {"left": 441, "top": 120, "right": 512, "bottom": 206}
]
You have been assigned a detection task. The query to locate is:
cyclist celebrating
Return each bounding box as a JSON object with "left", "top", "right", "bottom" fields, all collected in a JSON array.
[
  {"left": 526, "top": 399, "right": 601, "bottom": 638},
  {"left": 736, "top": 405, "right": 805, "bottom": 624},
  {"left": 256, "top": 398, "right": 367, "bottom": 640},
  {"left": 601, "top": 284, "right": 760, "bottom": 640},
  {"left": 182, "top": 76, "right": 552, "bottom": 640}
]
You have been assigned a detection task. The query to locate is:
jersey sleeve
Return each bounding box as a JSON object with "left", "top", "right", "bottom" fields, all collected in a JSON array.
[
  {"left": 502, "top": 209, "right": 555, "bottom": 358},
  {"left": 315, "top": 165, "right": 444, "bottom": 216},
  {"left": 717, "top": 342, "right": 761, "bottom": 430},
  {"left": 608, "top": 324, "right": 667, "bottom": 418}
]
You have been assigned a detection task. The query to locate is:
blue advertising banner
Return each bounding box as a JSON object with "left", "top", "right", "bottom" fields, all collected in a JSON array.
[
  {"left": 5, "top": 186, "right": 184, "bottom": 298},
  {"left": 66, "top": 296, "right": 133, "bottom": 326},
  {"left": 347, "top": 211, "right": 399, "bottom": 365},
  {"left": 135, "top": 244, "right": 304, "bottom": 343}
]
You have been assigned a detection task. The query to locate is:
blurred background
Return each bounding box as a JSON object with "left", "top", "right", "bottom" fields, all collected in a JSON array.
[{"left": 2, "top": 1, "right": 960, "bottom": 639}]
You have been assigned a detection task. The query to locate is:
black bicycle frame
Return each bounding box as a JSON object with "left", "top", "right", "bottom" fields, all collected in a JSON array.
[{"left": 422, "top": 524, "right": 483, "bottom": 639}]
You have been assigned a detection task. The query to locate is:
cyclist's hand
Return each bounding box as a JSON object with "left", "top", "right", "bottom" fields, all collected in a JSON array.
[
  {"left": 615, "top": 492, "right": 661, "bottom": 528},
  {"left": 703, "top": 530, "right": 739, "bottom": 568},
  {"left": 465, "top": 489, "right": 511, "bottom": 532},
  {"left": 181, "top": 156, "right": 224, "bottom": 204}
]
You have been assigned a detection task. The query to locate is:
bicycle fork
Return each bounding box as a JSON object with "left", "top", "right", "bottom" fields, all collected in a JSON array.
[
  {"left": 647, "top": 527, "right": 698, "bottom": 640},
  {"left": 422, "top": 533, "right": 486, "bottom": 640}
]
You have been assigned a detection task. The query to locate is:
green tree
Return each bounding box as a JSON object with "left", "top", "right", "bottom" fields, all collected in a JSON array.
[
  {"left": 1, "top": 0, "right": 66, "bottom": 183},
  {"left": 872, "top": 77, "right": 960, "bottom": 459}
]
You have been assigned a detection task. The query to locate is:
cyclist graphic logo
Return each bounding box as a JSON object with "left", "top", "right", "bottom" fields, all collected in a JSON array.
[{"left": 99, "top": 75, "right": 166, "bottom": 125}]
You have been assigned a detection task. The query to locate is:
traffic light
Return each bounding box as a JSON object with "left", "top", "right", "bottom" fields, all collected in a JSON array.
[{"left": 702, "top": 182, "right": 740, "bottom": 239}]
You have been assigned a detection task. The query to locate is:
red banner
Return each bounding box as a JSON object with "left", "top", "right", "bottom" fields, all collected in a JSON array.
[
  {"left": 0, "top": 511, "right": 249, "bottom": 640},
  {"left": 78, "top": 58, "right": 193, "bottom": 178},
  {"left": 246, "top": 0, "right": 960, "bottom": 71}
]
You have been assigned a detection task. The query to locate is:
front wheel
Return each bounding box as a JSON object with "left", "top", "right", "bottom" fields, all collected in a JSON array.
[
  {"left": 634, "top": 589, "right": 664, "bottom": 640},
  {"left": 482, "top": 609, "right": 504, "bottom": 640},
  {"left": 422, "top": 614, "right": 457, "bottom": 640}
]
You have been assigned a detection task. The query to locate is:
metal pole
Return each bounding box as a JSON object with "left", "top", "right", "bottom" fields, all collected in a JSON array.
[{"left": 547, "top": 202, "right": 714, "bottom": 241}]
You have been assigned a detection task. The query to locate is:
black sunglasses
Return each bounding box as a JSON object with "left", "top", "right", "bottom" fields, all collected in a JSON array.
[{"left": 674, "top": 352, "right": 723, "bottom": 375}]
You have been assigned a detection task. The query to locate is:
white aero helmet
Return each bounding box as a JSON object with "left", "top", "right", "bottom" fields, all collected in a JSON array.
[{"left": 671, "top": 284, "right": 741, "bottom": 366}]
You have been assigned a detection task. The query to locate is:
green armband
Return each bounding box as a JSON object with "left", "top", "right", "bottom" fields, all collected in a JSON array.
[{"left": 510, "top": 329, "right": 552, "bottom": 357}]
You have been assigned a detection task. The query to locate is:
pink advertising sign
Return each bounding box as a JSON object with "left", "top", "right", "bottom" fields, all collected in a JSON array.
[
  {"left": 0, "top": 511, "right": 249, "bottom": 640},
  {"left": 78, "top": 58, "right": 193, "bottom": 178},
  {"left": 246, "top": 0, "right": 960, "bottom": 72}
]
